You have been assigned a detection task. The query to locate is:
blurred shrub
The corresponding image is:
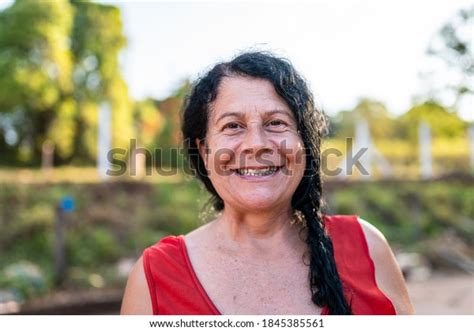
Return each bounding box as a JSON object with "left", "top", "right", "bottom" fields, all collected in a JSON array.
[
  {"left": 326, "top": 179, "right": 474, "bottom": 244},
  {"left": 0, "top": 176, "right": 472, "bottom": 300},
  {"left": 0, "top": 261, "right": 47, "bottom": 301},
  {"left": 0, "top": 179, "right": 204, "bottom": 286},
  {"left": 66, "top": 226, "right": 120, "bottom": 268}
]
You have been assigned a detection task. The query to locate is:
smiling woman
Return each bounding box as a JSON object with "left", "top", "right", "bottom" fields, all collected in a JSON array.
[
  {"left": 197, "top": 77, "right": 306, "bottom": 215},
  {"left": 120, "top": 51, "right": 415, "bottom": 315}
]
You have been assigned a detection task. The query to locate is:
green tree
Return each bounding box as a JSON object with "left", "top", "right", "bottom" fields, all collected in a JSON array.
[
  {"left": 0, "top": 0, "right": 75, "bottom": 162},
  {"left": 427, "top": 6, "right": 473, "bottom": 105},
  {"left": 134, "top": 99, "right": 164, "bottom": 150},
  {"left": 154, "top": 80, "right": 191, "bottom": 167},
  {"left": 70, "top": 0, "right": 133, "bottom": 163},
  {"left": 0, "top": 0, "right": 135, "bottom": 165},
  {"left": 329, "top": 98, "right": 397, "bottom": 140},
  {"left": 399, "top": 101, "right": 468, "bottom": 140}
]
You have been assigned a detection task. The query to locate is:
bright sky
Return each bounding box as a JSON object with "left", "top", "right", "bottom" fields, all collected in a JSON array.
[{"left": 1, "top": 0, "right": 473, "bottom": 120}]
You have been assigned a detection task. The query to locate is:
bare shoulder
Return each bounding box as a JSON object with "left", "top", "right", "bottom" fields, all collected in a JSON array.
[
  {"left": 357, "top": 217, "right": 415, "bottom": 315},
  {"left": 120, "top": 255, "right": 153, "bottom": 315}
]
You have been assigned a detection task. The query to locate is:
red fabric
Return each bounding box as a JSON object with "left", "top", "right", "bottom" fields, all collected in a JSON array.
[
  {"left": 323, "top": 215, "right": 396, "bottom": 314},
  {"left": 143, "top": 214, "right": 396, "bottom": 315}
]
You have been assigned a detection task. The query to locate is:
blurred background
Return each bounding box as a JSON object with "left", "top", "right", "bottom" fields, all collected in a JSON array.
[{"left": 0, "top": 0, "right": 472, "bottom": 315}]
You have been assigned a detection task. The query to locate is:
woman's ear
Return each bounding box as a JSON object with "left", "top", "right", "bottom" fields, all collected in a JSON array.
[{"left": 196, "top": 138, "right": 208, "bottom": 169}]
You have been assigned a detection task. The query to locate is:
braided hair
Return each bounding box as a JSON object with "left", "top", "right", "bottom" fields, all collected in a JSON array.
[{"left": 181, "top": 51, "right": 352, "bottom": 314}]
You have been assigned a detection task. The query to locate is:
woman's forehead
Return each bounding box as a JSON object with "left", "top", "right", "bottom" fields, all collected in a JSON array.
[{"left": 210, "top": 76, "right": 293, "bottom": 120}]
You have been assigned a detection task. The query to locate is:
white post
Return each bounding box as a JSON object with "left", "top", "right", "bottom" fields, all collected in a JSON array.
[
  {"left": 336, "top": 118, "right": 392, "bottom": 180},
  {"left": 419, "top": 121, "right": 433, "bottom": 179},
  {"left": 129, "top": 140, "right": 146, "bottom": 179},
  {"left": 469, "top": 125, "right": 474, "bottom": 173},
  {"left": 355, "top": 119, "right": 372, "bottom": 180},
  {"left": 41, "top": 139, "right": 54, "bottom": 180},
  {"left": 98, "top": 102, "right": 111, "bottom": 180}
]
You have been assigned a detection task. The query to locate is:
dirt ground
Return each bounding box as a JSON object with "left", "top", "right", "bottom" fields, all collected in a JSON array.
[{"left": 406, "top": 273, "right": 473, "bottom": 314}]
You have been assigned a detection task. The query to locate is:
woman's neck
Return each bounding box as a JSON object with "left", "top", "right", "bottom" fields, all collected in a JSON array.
[{"left": 211, "top": 205, "right": 307, "bottom": 259}]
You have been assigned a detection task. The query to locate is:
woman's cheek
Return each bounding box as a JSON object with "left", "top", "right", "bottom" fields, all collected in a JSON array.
[{"left": 205, "top": 139, "right": 235, "bottom": 176}]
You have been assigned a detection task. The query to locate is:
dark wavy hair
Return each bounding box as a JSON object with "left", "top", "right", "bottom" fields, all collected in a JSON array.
[{"left": 181, "top": 51, "right": 352, "bottom": 314}]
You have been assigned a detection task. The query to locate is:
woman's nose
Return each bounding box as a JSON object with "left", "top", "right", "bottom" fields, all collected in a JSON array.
[{"left": 240, "top": 123, "right": 272, "bottom": 155}]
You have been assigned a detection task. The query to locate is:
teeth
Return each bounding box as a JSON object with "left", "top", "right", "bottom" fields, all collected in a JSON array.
[{"left": 235, "top": 167, "right": 280, "bottom": 176}]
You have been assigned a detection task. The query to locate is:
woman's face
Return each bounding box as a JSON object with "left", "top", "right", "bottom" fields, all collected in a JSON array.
[{"left": 198, "top": 76, "right": 306, "bottom": 213}]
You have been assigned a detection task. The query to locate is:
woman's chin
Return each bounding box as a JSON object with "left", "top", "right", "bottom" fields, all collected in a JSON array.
[{"left": 230, "top": 194, "right": 287, "bottom": 212}]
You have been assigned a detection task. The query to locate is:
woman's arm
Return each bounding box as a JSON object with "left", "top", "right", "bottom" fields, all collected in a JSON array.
[
  {"left": 120, "top": 255, "right": 153, "bottom": 314},
  {"left": 358, "top": 217, "right": 416, "bottom": 315}
]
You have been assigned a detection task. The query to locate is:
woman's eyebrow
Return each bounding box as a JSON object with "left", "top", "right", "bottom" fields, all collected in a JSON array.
[
  {"left": 215, "top": 109, "right": 292, "bottom": 124},
  {"left": 265, "top": 109, "right": 293, "bottom": 118},
  {"left": 215, "top": 111, "right": 242, "bottom": 124}
]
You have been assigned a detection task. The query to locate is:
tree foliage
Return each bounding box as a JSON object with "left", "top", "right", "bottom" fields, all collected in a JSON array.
[
  {"left": 0, "top": 0, "right": 74, "bottom": 161},
  {"left": 71, "top": 0, "right": 134, "bottom": 162},
  {"left": 427, "top": 6, "right": 473, "bottom": 102},
  {"left": 0, "top": 0, "right": 147, "bottom": 165},
  {"left": 329, "top": 98, "right": 397, "bottom": 139},
  {"left": 399, "top": 101, "right": 468, "bottom": 140},
  {"left": 0, "top": 1, "right": 469, "bottom": 167}
]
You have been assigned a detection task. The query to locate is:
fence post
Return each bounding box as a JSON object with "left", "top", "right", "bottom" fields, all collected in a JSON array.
[
  {"left": 53, "top": 196, "right": 75, "bottom": 286},
  {"left": 469, "top": 125, "right": 474, "bottom": 174},
  {"left": 419, "top": 121, "right": 433, "bottom": 179},
  {"left": 53, "top": 206, "right": 65, "bottom": 286}
]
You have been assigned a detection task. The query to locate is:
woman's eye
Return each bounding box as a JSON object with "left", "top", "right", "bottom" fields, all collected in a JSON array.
[
  {"left": 223, "top": 122, "right": 241, "bottom": 130},
  {"left": 268, "top": 120, "right": 286, "bottom": 127}
]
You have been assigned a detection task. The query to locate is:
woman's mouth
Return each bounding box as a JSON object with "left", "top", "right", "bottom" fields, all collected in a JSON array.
[{"left": 233, "top": 166, "right": 283, "bottom": 177}]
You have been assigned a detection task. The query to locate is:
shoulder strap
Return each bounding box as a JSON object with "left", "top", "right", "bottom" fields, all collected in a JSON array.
[
  {"left": 323, "top": 215, "right": 396, "bottom": 315},
  {"left": 143, "top": 235, "right": 218, "bottom": 315}
]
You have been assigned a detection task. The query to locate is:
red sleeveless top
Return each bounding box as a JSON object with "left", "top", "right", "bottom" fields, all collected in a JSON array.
[{"left": 142, "top": 215, "right": 396, "bottom": 315}]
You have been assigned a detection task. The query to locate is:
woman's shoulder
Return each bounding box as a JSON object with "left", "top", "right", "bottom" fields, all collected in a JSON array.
[
  {"left": 120, "top": 255, "right": 153, "bottom": 314},
  {"left": 144, "top": 234, "right": 183, "bottom": 255},
  {"left": 120, "top": 234, "right": 185, "bottom": 315},
  {"left": 323, "top": 214, "right": 415, "bottom": 314},
  {"left": 357, "top": 217, "right": 415, "bottom": 315}
]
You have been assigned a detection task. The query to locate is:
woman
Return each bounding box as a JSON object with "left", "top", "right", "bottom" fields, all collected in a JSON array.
[{"left": 121, "top": 52, "right": 414, "bottom": 315}]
